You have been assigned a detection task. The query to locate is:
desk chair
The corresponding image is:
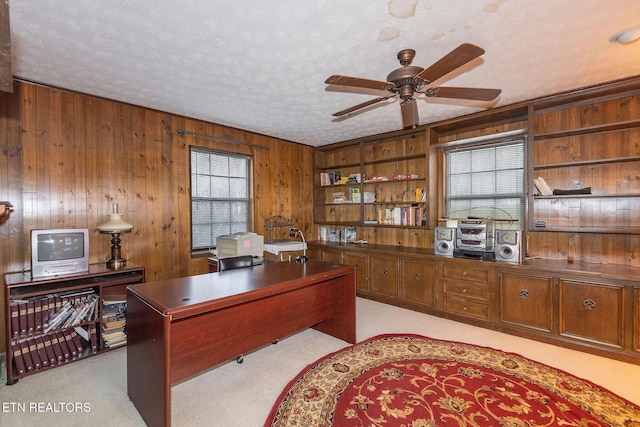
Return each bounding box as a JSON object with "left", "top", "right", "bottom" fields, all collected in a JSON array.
[{"left": 217, "top": 255, "right": 253, "bottom": 272}]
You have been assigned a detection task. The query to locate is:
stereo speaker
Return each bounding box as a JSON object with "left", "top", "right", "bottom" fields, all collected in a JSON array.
[
  {"left": 494, "top": 230, "right": 522, "bottom": 263},
  {"left": 434, "top": 227, "right": 455, "bottom": 256}
]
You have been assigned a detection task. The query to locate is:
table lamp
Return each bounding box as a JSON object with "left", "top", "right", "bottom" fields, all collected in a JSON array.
[
  {"left": 97, "top": 203, "right": 133, "bottom": 268},
  {"left": 289, "top": 227, "right": 308, "bottom": 263}
]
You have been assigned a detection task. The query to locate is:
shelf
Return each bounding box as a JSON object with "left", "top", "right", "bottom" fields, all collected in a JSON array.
[
  {"left": 530, "top": 226, "right": 640, "bottom": 234},
  {"left": 363, "top": 153, "right": 426, "bottom": 166},
  {"left": 534, "top": 193, "right": 640, "bottom": 199},
  {"left": 534, "top": 156, "right": 640, "bottom": 170},
  {"left": 315, "top": 161, "right": 361, "bottom": 170},
  {"left": 363, "top": 178, "right": 424, "bottom": 185},
  {"left": 533, "top": 119, "right": 640, "bottom": 140}
]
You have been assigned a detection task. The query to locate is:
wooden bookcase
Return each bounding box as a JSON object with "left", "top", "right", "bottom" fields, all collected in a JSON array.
[
  {"left": 4, "top": 262, "right": 145, "bottom": 384},
  {"left": 313, "top": 130, "right": 431, "bottom": 246},
  {"left": 529, "top": 86, "right": 640, "bottom": 234}
]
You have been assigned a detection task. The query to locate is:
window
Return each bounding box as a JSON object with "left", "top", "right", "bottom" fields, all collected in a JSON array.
[
  {"left": 444, "top": 139, "right": 524, "bottom": 227},
  {"left": 190, "top": 148, "right": 251, "bottom": 251}
]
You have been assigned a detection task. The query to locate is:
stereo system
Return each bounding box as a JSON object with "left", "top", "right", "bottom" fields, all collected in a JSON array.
[
  {"left": 494, "top": 229, "right": 523, "bottom": 263},
  {"left": 434, "top": 220, "right": 523, "bottom": 263}
]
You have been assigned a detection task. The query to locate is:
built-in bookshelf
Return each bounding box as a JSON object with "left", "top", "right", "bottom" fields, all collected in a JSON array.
[
  {"left": 529, "top": 90, "right": 640, "bottom": 234},
  {"left": 314, "top": 131, "right": 430, "bottom": 244},
  {"left": 4, "top": 263, "right": 144, "bottom": 384}
]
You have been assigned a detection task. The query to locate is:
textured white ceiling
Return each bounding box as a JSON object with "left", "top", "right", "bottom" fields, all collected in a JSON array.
[{"left": 9, "top": 0, "right": 640, "bottom": 146}]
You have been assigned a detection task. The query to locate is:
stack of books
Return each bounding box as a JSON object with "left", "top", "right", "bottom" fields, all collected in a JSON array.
[{"left": 102, "top": 296, "right": 127, "bottom": 349}]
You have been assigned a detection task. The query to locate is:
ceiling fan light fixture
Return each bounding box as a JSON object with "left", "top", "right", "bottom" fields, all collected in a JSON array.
[{"left": 609, "top": 26, "right": 640, "bottom": 44}]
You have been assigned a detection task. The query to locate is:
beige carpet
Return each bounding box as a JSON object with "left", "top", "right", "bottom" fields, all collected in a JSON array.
[{"left": 1, "top": 297, "right": 639, "bottom": 426}]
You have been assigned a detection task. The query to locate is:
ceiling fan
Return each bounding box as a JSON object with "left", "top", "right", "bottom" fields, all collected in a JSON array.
[{"left": 325, "top": 43, "right": 501, "bottom": 129}]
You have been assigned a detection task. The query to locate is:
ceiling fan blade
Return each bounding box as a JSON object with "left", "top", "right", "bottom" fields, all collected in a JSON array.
[
  {"left": 424, "top": 86, "right": 501, "bottom": 101},
  {"left": 414, "top": 43, "right": 485, "bottom": 84},
  {"left": 326, "top": 75, "right": 394, "bottom": 91},
  {"left": 400, "top": 99, "right": 419, "bottom": 129},
  {"left": 332, "top": 96, "right": 394, "bottom": 117}
]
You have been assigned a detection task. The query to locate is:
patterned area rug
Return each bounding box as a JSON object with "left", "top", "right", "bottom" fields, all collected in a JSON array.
[{"left": 265, "top": 334, "right": 640, "bottom": 427}]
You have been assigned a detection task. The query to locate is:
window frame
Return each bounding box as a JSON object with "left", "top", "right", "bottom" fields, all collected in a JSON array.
[
  {"left": 189, "top": 146, "right": 254, "bottom": 254},
  {"left": 436, "top": 133, "right": 527, "bottom": 228}
]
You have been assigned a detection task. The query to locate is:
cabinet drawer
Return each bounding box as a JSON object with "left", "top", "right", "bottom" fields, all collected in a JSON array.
[
  {"left": 443, "top": 279, "right": 489, "bottom": 301},
  {"left": 443, "top": 264, "right": 489, "bottom": 283},
  {"left": 443, "top": 296, "right": 489, "bottom": 320},
  {"left": 559, "top": 279, "right": 625, "bottom": 349}
]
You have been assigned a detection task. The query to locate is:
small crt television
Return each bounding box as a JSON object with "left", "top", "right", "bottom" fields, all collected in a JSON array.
[{"left": 30, "top": 228, "right": 90, "bottom": 278}]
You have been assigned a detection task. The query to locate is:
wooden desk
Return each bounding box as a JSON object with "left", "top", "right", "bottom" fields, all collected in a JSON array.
[{"left": 126, "top": 260, "right": 356, "bottom": 427}]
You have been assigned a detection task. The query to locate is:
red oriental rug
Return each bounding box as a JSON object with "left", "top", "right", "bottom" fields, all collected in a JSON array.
[{"left": 265, "top": 334, "right": 640, "bottom": 427}]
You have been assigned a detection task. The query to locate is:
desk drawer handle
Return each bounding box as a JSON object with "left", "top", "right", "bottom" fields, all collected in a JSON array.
[
  {"left": 381, "top": 268, "right": 388, "bottom": 275},
  {"left": 462, "top": 288, "right": 467, "bottom": 294},
  {"left": 583, "top": 299, "right": 596, "bottom": 310},
  {"left": 462, "top": 271, "right": 468, "bottom": 276},
  {"left": 414, "top": 273, "right": 421, "bottom": 281},
  {"left": 519, "top": 289, "right": 529, "bottom": 299}
]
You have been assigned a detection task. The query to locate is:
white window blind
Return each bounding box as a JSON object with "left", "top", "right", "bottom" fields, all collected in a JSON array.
[
  {"left": 445, "top": 140, "right": 524, "bottom": 226},
  {"left": 190, "top": 148, "right": 251, "bottom": 251}
]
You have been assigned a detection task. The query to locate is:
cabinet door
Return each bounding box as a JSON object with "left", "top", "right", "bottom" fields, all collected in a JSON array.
[
  {"left": 402, "top": 258, "right": 435, "bottom": 306},
  {"left": 559, "top": 279, "right": 625, "bottom": 349},
  {"left": 369, "top": 255, "right": 399, "bottom": 298},
  {"left": 321, "top": 249, "right": 343, "bottom": 265},
  {"left": 343, "top": 252, "right": 369, "bottom": 292},
  {"left": 499, "top": 270, "right": 554, "bottom": 333}
]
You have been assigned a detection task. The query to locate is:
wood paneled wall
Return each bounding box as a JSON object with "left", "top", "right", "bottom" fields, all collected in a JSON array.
[{"left": 0, "top": 81, "right": 313, "bottom": 352}]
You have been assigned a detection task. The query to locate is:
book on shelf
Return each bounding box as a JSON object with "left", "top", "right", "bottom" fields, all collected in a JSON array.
[
  {"left": 415, "top": 188, "right": 427, "bottom": 202},
  {"left": 344, "top": 227, "right": 357, "bottom": 243},
  {"left": 534, "top": 177, "right": 553, "bottom": 196},
  {"left": 11, "top": 342, "right": 25, "bottom": 375}
]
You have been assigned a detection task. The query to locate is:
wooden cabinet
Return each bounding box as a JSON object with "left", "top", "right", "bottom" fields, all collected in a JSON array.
[
  {"left": 369, "top": 254, "right": 399, "bottom": 298},
  {"left": 559, "top": 279, "right": 625, "bottom": 349},
  {"left": 343, "top": 252, "right": 369, "bottom": 292},
  {"left": 402, "top": 258, "right": 435, "bottom": 307},
  {"left": 440, "top": 260, "right": 493, "bottom": 321},
  {"left": 4, "top": 263, "right": 145, "bottom": 384},
  {"left": 499, "top": 270, "right": 554, "bottom": 333}
]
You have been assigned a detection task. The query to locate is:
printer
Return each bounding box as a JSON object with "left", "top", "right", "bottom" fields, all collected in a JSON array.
[{"left": 216, "top": 232, "right": 264, "bottom": 258}]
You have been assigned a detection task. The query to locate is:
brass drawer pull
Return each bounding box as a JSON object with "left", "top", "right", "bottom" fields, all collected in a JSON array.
[
  {"left": 583, "top": 299, "right": 596, "bottom": 310},
  {"left": 462, "top": 271, "right": 468, "bottom": 276},
  {"left": 414, "top": 273, "right": 421, "bottom": 281},
  {"left": 519, "top": 289, "right": 529, "bottom": 298},
  {"left": 462, "top": 288, "right": 467, "bottom": 294}
]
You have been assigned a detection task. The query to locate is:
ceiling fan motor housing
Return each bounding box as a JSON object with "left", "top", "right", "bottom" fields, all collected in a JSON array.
[{"left": 387, "top": 65, "right": 425, "bottom": 99}]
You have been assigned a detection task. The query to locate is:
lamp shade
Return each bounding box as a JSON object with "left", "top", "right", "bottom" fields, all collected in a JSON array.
[{"left": 97, "top": 213, "right": 133, "bottom": 232}]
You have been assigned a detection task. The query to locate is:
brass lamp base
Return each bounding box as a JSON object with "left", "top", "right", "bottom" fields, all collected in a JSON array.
[{"left": 101, "top": 230, "right": 131, "bottom": 269}]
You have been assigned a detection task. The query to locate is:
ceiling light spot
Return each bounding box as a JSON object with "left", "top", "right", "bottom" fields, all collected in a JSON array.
[
  {"left": 388, "top": 0, "right": 418, "bottom": 19},
  {"left": 432, "top": 33, "right": 445, "bottom": 40},
  {"left": 463, "top": 24, "right": 473, "bottom": 30},
  {"left": 378, "top": 27, "right": 401, "bottom": 41},
  {"left": 609, "top": 26, "right": 640, "bottom": 44}
]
